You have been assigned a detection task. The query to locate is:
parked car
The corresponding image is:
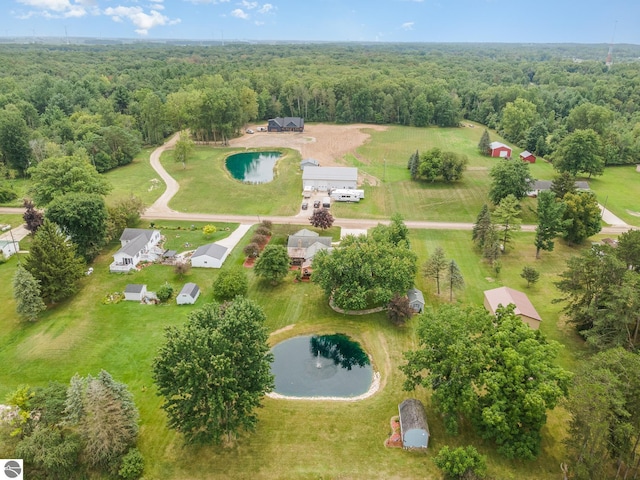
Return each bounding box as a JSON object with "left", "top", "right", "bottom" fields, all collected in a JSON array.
[
  {"left": 313, "top": 200, "right": 321, "bottom": 208},
  {"left": 301, "top": 202, "right": 309, "bottom": 210},
  {"left": 246, "top": 129, "right": 254, "bottom": 134}
]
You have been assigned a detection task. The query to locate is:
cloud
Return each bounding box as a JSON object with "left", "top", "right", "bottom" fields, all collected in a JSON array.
[
  {"left": 258, "top": 3, "right": 273, "bottom": 14},
  {"left": 182, "top": 0, "right": 230, "bottom": 4},
  {"left": 230, "top": 8, "right": 248, "bottom": 19},
  {"left": 103, "top": 5, "right": 180, "bottom": 35},
  {"left": 401, "top": 21, "right": 414, "bottom": 30},
  {"left": 240, "top": 0, "right": 258, "bottom": 9},
  {"left": 16, "top": 0, "right": 88, "bottom": 17}
]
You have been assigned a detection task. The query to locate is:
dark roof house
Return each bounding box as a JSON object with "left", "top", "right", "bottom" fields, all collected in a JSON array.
[
  {"left": 268, "top": 117, "right": 304, "bottom": 132},
  {"left": 398, "top": 399, "right": 430, "bottom": 449},
  {"left": 287, "top": 229, "right": 332, "bottom": 266}
]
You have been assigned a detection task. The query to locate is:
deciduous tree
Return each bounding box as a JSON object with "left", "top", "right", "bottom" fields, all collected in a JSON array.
[
  {"left": 309, "top": 207, "right": 334, "bottom": 230},
  {"left": 500, "top": 98, "right": 538, "bottom": 144},
  {"left": 22, "top": 198, "right": 44, "bottom": 235},
  {"left": 423, "top": 246, "right": 447, "bottom": 295},
  {"left": 562, "top": 191, "right": 602, "bottom": 244},
  {"left": 23, "top": 219, "right": 85, "bottom": 304},
  {"left": 387, "top": 293, "right": 413, "bottom": 326},
  {"left": 434, "top": 445, "right": 487, "bottom": 480},
  {"left": 0, "top": 106, "right": 32, "bottom": 176},
  {"left": 153, "top": 299, "right": 274, "bottom": 444},
  {"left": 213, "top": 268, "right": 249, "bottom": 301},
  {"left": 554, "top": 129, "right": 604, "bottom": 178},
  {"left": 402, "top": 304, "right": 570, "bottom": 459},
  {"left": 488, "top": 159, "right": 533, "bottom": 204},
  {"left": 616, "top": 229, "right": 640, "bottom": 271},
  {"left": 254, "top": 245, "right": 291, "bottom": 285},
  {"left": 173, "top": 130, "right": 194, "bottom": 169}
]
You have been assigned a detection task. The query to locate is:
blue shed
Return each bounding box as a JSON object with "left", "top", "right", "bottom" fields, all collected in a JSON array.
[{"left": 398, "top": 399, "right": 430, "bottom": 449}]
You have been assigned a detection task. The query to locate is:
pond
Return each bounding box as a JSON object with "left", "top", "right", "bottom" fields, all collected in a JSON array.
[
  {"left": 225, "top": 151, "right": 281, "bottom": 183},
  {"left": 270, "top": 334, "right": 374, "bottom": 398}
]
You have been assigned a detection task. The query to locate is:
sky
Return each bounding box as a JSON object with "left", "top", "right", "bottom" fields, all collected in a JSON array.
[{"left": 1, "top": 0, "right": 639, "bottom": 44}]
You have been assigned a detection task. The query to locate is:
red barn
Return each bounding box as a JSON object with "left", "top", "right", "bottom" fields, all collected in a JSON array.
[
  {"left": 489, "top": 141, "right": 512, "bottom": 158},
  {"left": 519, "top": 151, "right": 536, "bottom": 163}
]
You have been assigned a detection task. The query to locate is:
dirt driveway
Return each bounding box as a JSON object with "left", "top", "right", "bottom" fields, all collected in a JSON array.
[{"left": 228, "top": 123, "right": 387, "bottom": 185}]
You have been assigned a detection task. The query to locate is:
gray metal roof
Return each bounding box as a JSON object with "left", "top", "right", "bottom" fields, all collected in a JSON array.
[
  {"left": 399, "top": 399, "right": 429, "bottom": 434},
  {"left": 302, "top": 166, "right": 358, "bottom": 181},
  {"left": 300, "top": 158, "right": 319, "bottom": 167},
  {"left": 119, "top": 228, "right": 156, "bottom": 243},
  {"left": 407, "top": 288, "right": 425, "bottom": 305},
  {"left": 287, "top": 232, "right": 331, "bottom": 249},
  {"left": 192, "top": 243, "right": 228, "bottom": 260},
  {"left": 179, "top": 282, "right": 200, "bottom": 298},
  {"left": 118, "top": 234, "right": 149, "bottom": 257},
  {"left": 532, "top": 180, "right": 590, "bottom": 191},
  {"left": 125, "top": 284, "right": 145, "bottom": 294}
]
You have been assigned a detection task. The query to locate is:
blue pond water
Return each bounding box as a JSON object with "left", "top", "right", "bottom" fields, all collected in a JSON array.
[
  {"left": 270, "top": 334, "right": 373, "bottom": 398},
  {"left": 225, "top": 151, "right": 281, "bottom": 183}
]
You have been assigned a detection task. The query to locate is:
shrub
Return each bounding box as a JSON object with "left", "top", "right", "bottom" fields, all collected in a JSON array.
[
  {"left": 118, "top": 448, "right": 144, "bottom": 480},
  {"left": 255, "top": 226, "right": 271, "bottom": 237},
  {"left": 0, "top": 183, "right": 18, "bottom": 203},
  {"left": 252, "top": 234, "right": 268, "bottom": 246},
  {"left": 434, "top": 446, "right": 486, "bottom": 479},
  {"left": 260, "top": 220, "right": 273, "bottom": 230},
  {"left": 174, "top": 262, "right": 191, "bottom": 277},
  {"left": 156, "top": 283, "right": 174, "bottom": 303},
  {"left": 243, "top": 243, "right": 260, "bottom": 258}
]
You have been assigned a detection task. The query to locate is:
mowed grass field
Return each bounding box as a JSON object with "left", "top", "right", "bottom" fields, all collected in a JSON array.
[{"left": 0, "top": 217, "right": 592, "bottom": 479}]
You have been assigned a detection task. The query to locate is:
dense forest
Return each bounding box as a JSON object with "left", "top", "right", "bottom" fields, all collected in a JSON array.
[{"left": 1, "top": 42, "right": 640, "bottom": 192}]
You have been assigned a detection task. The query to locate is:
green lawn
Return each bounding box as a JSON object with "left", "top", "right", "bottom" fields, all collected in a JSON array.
[
  {"left": 0, "top": 214, "right": 24, "bottom": 230},
  {"left": 587, "top": 164, "right": 640, "bottom": 227},
  {"left": 160, "top": 146, "right": 303, "bottom": 216},
  {"left": 0, "top": 221, "right": 593, "bottom": 479},
  {"left": 104, "top": 148, "right": 166, "bottom": 207}
]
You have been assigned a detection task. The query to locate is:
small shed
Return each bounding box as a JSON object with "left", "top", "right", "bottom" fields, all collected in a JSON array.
[
  {"left": 0, "top": 239, "right": 19, "bottom": 258},
  {"left": 124, "top": 284, "right": 147, "bottom": 302},
  {"left": 300, "top": 158, "right": 320, "bottom": 170},
  {"left": 519, "top": 151, "right": 536, "bottom": 163},
  {"left": 177, "top": 283, "right": 200, "bottom": 305},
  {"left": 489, "top": 141, "right": 512, "bottom": 158},
  {"left": 191, "top": 243, "right": 229, "bottom": 268},
  {"left": 483, "top": 286, "right": 542, "bottom": 329},
  {"left": 398, "top": 399, "right": 430, "bottom": 449},
  {"left": 407, "top": 288, "right": 425, "bottom": 313}
]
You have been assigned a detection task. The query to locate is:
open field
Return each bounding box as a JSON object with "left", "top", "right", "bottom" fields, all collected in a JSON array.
[
  {"left": 589, "top": 164, "right": 640, "bottom": 227},
  {"left": 0, "top": 217, "right": 593, "bottom": 479}
]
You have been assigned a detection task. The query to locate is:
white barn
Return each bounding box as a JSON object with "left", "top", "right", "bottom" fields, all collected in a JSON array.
[
  {"left": 124, "top": 284, "right": 147, "bottom": 302},
  {"left": 177, "top": 283, "right": 200, "bottom": 305},
  {"left": 191, "top": 243, "right": 229, "bottom": 268},
  {"left": 0, "top": 240, "right": 19, "bottom": 258},
  {"left": 302, "top": 166, "right": 358, "bottom": 191},
  {"left": 110, "top": 228, "right": 162, "bottom": 273}
]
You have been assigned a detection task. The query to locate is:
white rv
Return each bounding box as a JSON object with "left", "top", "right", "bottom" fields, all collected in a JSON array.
[{"left": 330, "top": 189, "right": 365, "bottom": 202}]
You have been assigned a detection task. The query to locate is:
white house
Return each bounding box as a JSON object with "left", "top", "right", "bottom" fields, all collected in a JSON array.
[
  {"left": 177, "top": 283, "right": 200, "bottom": 305},
  {"left": 110, "top": 228, "right": 162, "bottom": 273},
  {"left": 300, "top": 158, "right": 320, "bottom": 170},
  {"left": 191, "top": 243, "right": 229, "bottom": 268},
  {"left": 302, "top": 166, "right": 358, "bottom": 191},
  {"left": 0, "top": 240, "right": 19, "bottom": 258},
  {"left": 407, "top": 288, "right": 425, "bottom": 313},
  {"left": 124, "top": 284, "right": 147, "bottom": 302},
  {"left": 527, "top": 180, "right": 590, "bottom": 198}
]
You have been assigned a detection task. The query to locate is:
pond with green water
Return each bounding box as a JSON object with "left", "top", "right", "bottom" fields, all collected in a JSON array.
[{"left": 225, "top": 151, "right": 281, "bottom": 183}]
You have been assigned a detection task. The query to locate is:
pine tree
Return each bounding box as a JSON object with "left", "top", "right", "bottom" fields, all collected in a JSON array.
[
  {"left": 424, "top": 246, "right": 448, "bottom": 295},
  {"left": 446, "top": 260, "right": 465, "bottom": 302},
  {"left": 12, "top": 266, "right": 46, "bottom": 322},
  {"left": 478, "top": 129, "right": 491, "bottom": 155},
  {"left": 483, "top": 225, "right": 501, "bottom": 265},
  {"left": 472, "top": 204, "right": 492, "bottom": 248},
  {"left": 23, "top": 219, "right": 85, "bottom": 304},
  {"left": 492, "top": 194, "right": 522, "bottom": 252},
  {"left": 409, "top": 150, "right": 419, "bottom": 179}
]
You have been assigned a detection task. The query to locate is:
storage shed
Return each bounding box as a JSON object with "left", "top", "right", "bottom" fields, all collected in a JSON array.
[
  {"left": 483, "top": 286, "right": 542, "bottom": 329},
  {"left": 489, "top": 141, "right": 512, "bottom": 158},
  {"left": 300, "top": 158, "right": 320, "bottom": 170},
  {"left": 407, "top": 288, "right": 425, "bottom": 313},
  {"left": 0, "top": 240, "right": 19, "bottom": 258},
  {"left": 177, "top": 283, "right": 200, "bottom": 305},
  {"left": 519, "top": 151, "right": 536, "bottom": 163},
  {"left": 124, "top": 284, "right": 147, "bottom": 302},
  {"left": 398, "top": 399, "right": 430, "bottom": 449},
  {"left": 302, "top": 166, "right": 358, "bottom": 191},
  {"left": 191, "top": 243, "right": 229, "bottom": 268}
]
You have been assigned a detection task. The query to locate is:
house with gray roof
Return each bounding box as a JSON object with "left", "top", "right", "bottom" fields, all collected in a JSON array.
[
  {"left": 177, "top": 283, "right": 200, "bottom": 305},
  {"left": 191, "top": 243, "right": 229, "bottom": 268},
  {"left": 527, "top": 180, "right": 590, "bottom": 197},
  {"left": 302, "top": 166, "right": 358, "bottom": 191},
  {"left": 268, "top": 117, "right": 304, "bottom": 132},
  {"left": 287, "top": 229, "right": 332, "bottom": 267},
  {"left": 300, "top": 158, "right": 320, "bottom": 170},
  {"left": 110, "top": 228, "right": 161, "bottom": 273}
]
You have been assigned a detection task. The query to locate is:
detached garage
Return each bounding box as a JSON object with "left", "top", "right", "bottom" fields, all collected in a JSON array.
[
  {"left": 302, "top": 166, "right": 358, "bottom": 191},
  {"left": 489, "top": 141, "right": 512, "bottom": 158},
  {"left": 191, "top": 243, "right": 229, "bottom": 269},
  {"left": 399, "top": 399, "right": 430, "bottom": 449}
]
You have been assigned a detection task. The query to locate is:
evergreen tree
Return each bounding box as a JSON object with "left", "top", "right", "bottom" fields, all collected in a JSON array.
[
  {"left": 472, "top": 204, "right": 492, "bottom": 248},
  {"left": 482, "top": 226, "right": 501, "bottom": 265},
  {"left": 534, "top": 191, "right": 568, "bottom": 259},
  {"left": 550, "top": 171, "right": 577, "bottom": 200},
  {"left": 23, "top": 219, "right": 85, "bottom": 304},
  {"left": 478, "top": 128, "right": 491, "bottom": 155},
  {"left": 423, "top": 246, "right": 448, "bottom": 295},
  {"left": 520, "top": 266, "right": 540, "bottom": 287},
  {"left": 13, "top": 266, "right": 46, "bottom": 322},
  {"left": 492, "top": 194, "right": 522, "bottom": 252},
  {"left": 410, "top": 149, "right": 419, "bottom": 179},
  {"left": 446, "top": 260, "right": 464, "bottom": 302}
]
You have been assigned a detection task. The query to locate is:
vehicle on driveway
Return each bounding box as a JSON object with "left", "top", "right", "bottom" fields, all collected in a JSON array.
[
  {"left": 246, "top": 129, "right": 254, "bottom": 134},
  {"left": 301, "top": 202, "right": 309, "bottom": 210},
  {"left": 313, "top": 200, "right": 321, "bottom": 208}
]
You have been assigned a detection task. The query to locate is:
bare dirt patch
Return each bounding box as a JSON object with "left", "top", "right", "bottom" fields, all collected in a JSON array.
[{"left": 228, "top": 124, "right": 388, "bottom": 186}]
